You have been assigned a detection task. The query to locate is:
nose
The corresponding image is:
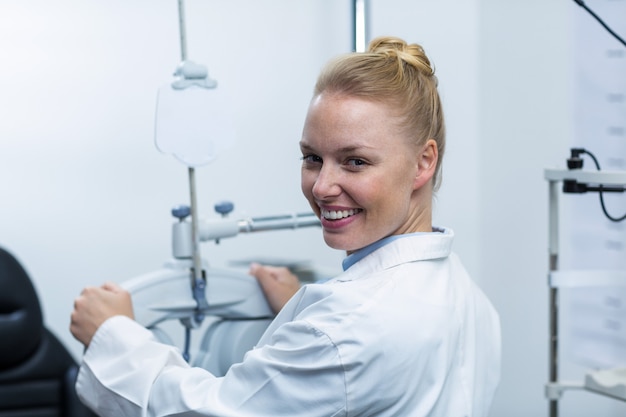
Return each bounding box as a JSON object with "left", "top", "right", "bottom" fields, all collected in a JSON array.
[{"left": 311, "top": 164, "right": 342, "bottom": 200}]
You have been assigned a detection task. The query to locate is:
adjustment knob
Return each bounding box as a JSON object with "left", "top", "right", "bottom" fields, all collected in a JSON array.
[
  {"left": 172, "top": 205, "right": 191, "bottom": 220},
  {"left": 214, "top": 201, "right": 234, "bottom": 216}
]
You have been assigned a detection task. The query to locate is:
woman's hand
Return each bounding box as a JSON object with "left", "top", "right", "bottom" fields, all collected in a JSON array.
[
  {"left": 70, "top": 281, "right": 134, "bottom": 347},
  {"left": 249, "top": 263, "right": 301, "bottom": 314}
]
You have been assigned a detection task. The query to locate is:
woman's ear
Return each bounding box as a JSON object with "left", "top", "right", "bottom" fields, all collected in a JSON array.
[{"left": 413, "top": 139, "right": 438, "bottom": 190}]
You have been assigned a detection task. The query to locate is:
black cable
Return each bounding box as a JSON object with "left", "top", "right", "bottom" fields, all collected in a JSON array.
[
  {"left": 573, "top": 0, "right": 626, "bottom": 48},
  {"left": 183, "top": 326, "right": 191, "bottom": 362},
  {"left": 569, "top": 3, "right": 626, "bottom": 219},
  {"left": 599, "top": 189, "right": 626, "bottom": 222},
  {"left": 577, "top": 148, "right": 626, "bottom": 222}
]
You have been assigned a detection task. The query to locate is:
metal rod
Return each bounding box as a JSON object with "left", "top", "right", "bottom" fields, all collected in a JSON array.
[
  {"left": 352, "top": 0, "right": 368, "bottom": 52},
  {"left": 246, "top": 213, "right": 319, "bottom": 223},
  {"left": 548, "top": 179, "right": 560, "bottom": 417},
  {"left": 178, "top": 0, "right": 202, "bottom": 281},
  {"left": 177, "top": 0, "right": 188, "bottom": 61},
  {"left": 177, "top": 0, "right": 205, "bottom": 310},
  {"left": 188, "top": 167, "right": 204, "bottom": 282},
  {"left": 549, "top": 287, "right": 559, "bottom": 417},
  {"left": 238, "top": 213, "right": 321, "bottom": 234}
]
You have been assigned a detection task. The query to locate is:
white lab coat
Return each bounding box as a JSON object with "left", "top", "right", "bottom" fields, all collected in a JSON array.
[{"left": 76, "top": 228, "right": 501, "bottom": 417}]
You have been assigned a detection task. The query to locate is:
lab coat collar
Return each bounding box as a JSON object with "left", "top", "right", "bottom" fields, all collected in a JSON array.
[{"left": 336, "top": 227, "right": 453, "bottom": 282}]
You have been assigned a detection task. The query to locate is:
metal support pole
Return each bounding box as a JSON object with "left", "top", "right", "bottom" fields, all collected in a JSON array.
[
  {"left": 548, "top": 179, "right": 560, "bottom": 417},
  {"left": 176, "top": 0, "right": 203, "bottom": 289},
  {"left": 177, "top": 0, "right": 188, "bottom": 61},
  {"left": 188, "top": 167, "right": 206, "bottom": 306},
  {"left": 352, "top": 0, "right": 368, "bottom": 52},
  {"left": 174, "top": 0, "right": 207, "bottom": 361}
]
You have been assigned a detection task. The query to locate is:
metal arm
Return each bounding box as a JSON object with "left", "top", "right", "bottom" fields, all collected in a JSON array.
[{"left": 172, "top": 210, "right": 320, "bottom": 259}]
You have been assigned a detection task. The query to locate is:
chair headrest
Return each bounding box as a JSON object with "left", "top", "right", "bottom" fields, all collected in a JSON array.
[{"left": 0, "top": 247, "right": 44, "bottom": 369}]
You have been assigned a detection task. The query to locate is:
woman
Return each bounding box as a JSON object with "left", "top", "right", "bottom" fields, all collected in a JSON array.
[{"left": 71, "top": 36, "right": 500, "bottom": 417}]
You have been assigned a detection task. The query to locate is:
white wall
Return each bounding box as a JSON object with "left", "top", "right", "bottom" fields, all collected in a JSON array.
[{"left": 1, "top": 1, "right": 624, "bottom": 416}]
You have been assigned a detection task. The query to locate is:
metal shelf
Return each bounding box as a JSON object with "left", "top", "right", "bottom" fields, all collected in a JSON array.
[{"left": 544, "top": 167, "right": 626, "bottom": 416}]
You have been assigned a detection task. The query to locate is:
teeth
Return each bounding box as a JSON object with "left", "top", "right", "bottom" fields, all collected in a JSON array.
[{"left": 322, "top": 209, "right": 361, "bottom": 220}]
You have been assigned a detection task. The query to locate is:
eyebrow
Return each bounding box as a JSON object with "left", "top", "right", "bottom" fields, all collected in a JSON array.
[{"left": 299, "top": 141, "right": 374, "bottom": 154}]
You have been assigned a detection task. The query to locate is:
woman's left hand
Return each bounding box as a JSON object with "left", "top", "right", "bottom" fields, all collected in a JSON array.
[{"left": 249, "top": 263, "right": 301, "bottom": 314}]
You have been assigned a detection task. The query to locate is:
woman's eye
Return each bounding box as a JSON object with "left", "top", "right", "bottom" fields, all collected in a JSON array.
[
  {"left": 347, "top": 158, "right": 366, "bottom": 167},
  {"left": 301, "top": 154, "right": 322, "bottom": 164}
]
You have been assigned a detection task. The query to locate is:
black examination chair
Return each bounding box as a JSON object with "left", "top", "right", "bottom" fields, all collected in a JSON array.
[{"left": 0, "top": 247, "right": 96, "bottom": 417}]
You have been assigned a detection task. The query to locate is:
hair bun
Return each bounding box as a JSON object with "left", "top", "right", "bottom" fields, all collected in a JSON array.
[{"left": 368, "top": 36, "right": 434, "bottom": 76}]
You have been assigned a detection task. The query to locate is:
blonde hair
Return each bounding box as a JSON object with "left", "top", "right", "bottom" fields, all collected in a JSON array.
[{"left": 313, "top": 36, "right": 446, "bottom": 190}]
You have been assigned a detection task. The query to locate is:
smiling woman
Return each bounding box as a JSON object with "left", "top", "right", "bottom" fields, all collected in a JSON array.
[
  {"left": 297, "top": 37, "right": 446, "bottom": 254},
  {"left": 300, "top": 93, "right": 436, "bottom": 253},
  {"left": 70, "top": 36, "right": 501, "bottom": 417}
]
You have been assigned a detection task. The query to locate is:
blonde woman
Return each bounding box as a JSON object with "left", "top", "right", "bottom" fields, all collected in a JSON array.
[{"left": 71, "top": 36, "right": 501, "bottom": 417}]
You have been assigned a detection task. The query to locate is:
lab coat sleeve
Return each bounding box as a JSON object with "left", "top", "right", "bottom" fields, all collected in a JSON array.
[
  {"left": 76, "top": 315, "right": 193, "bottom": 416},
  {"left": 76, "top": 315, "right": 347, "bottom": 417}
]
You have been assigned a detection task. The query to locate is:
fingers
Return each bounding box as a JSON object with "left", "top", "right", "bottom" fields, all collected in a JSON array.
[
  {"left": 70, "top": 282, "right": 134, "bottom": 348},
  {"left": 102, "top": 281, "right": 124, "bottom": 293},
  {"left": 250, "top": 263, "right": 293, "bottom": 284},
  {"left": 248, "top": 262, "right": 262, "bottom": 277},
  {"left": 249, "top": 263, "right": 301, "bottom": 314},
  {"left": 70, "top": 288, "right": 101, "bottom": 347},
  {"left": 249, "top": 263, "right": 275, "bottom": 287}
]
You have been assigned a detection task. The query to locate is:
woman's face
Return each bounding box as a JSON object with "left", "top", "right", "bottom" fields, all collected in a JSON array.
[{"left": 300, "top": 93, "right": 435, "bottom": 253}]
